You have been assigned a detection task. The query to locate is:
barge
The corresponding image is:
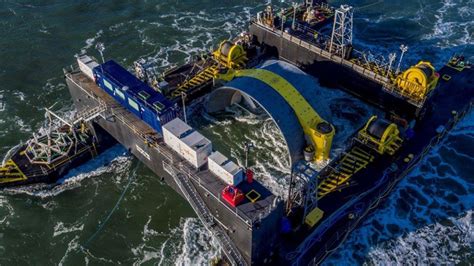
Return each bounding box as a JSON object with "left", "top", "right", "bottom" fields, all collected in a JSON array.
[{"left": 1, "top": 1, "right": 472, "bottom": 265}]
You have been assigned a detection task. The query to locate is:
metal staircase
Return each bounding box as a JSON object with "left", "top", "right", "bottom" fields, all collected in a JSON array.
[
  {"left": 318, "top": 146, "right": 374, "bottom": 198},
  {"left": 171, "top": 64, "right": 218, "bottom": 98},
  {"left": 163, "top": 161, "right": 247, "bottom": 266}
]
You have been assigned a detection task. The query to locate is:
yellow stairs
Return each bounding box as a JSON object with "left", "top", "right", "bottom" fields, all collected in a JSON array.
[
  {"left": 171, "top": 64, "right": 219, "bottom": 98},
  {"left": 0, "top": 159, "right": 27, "bottom": 184},
  {"left": 317, "top": 146, "right": 374, "bottom": 199}
]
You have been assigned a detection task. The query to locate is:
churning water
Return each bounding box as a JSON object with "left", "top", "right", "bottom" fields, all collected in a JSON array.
[{"left": 0, "top": 0, "right": 472, "bottom": 264}]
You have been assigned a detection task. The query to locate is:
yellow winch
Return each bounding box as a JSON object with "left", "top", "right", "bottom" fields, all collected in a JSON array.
[
  {"left": 358, "top": 116, "right": 402, "bottom": 155},
  {"left": 212, "top": 40, "right": 248, "bottom": 69},
  {"left": 396, "top": 61, "right": 439, "bottom": 102}
]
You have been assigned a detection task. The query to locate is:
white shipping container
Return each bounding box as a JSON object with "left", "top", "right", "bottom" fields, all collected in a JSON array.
[
  {"left": 208, "top": 151, "right": 244, "bottom": 186},
  {"left": 77, "top": 54, "right": 99, "bottom": 81},
  {"left": 162, "top": 118, "right": 212, "bottom": 168},
  {"left": 162, "top": 119, "right": 187, "bottom": 154}
]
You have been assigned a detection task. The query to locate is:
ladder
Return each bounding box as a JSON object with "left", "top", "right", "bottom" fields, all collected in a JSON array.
[
  {"left": 171, "top": 64, "right": 219, "bottom": 98},
  {"left": 163, "top": 162, "right": 247, "bottom": 265},
  {"left": 318, "top": 146, "right": 374, "bottom": 198}
]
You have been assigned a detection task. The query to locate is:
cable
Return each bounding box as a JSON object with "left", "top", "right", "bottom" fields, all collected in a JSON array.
[
  {"left": 80, "top": 165, "right": 137, "bottom": 251},
  {"left": 354, "top": 0, "right": 383, "bottom": 10}
]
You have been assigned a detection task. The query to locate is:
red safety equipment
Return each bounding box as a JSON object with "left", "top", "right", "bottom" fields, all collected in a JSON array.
[
  {"left": 222, "top": 185, "right": 244, "bottom": 207},
  {"left": 246, "top": 169, "right": 254, "bottom": 184}
]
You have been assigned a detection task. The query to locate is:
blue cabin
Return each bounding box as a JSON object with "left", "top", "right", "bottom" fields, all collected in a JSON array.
[{"left": 93, "top": 60, "right": 179, "bottom": 134}]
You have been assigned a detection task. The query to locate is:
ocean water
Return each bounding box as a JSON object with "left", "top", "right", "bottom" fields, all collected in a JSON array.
[{"left": 0, "top": 0, "right": 472, "bottom": 265}]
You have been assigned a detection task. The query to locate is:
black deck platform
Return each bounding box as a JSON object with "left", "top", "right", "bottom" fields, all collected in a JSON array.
[
  {"left": 65, "top": 68, "right": 284, "bottom": 265},
  {"left": 286, "top": 64, "right": 473, "bottom": 265}
]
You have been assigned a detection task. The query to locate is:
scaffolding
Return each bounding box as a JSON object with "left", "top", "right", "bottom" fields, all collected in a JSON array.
[
  {"left": 329, "top": 5, "right": 353, "bottom": 58},
  {"left": 24, "top": 104, "right": 105, "bottom": 166},
  {"left": 286, "top": 161, "right": 319, "bottom": 223}
]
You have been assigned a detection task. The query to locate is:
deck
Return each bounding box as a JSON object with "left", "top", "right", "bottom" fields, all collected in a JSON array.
[{"left": 65, "top": 67, "right": 278, "bottom": 225}]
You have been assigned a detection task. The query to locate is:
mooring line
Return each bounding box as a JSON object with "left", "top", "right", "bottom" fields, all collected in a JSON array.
[{"left": 80, "top": 164, "right": 137, "bottom": 251}]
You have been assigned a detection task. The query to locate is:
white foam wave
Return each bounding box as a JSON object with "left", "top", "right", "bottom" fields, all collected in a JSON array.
[
  {"left": 13, "top": 115, "right": 32, "bottom": 133},
  {"left": 0, "top": 90, "right": 5, "bottom": 112},
  {"left": 422, "top": 0, "right": 474, "bottom": 47},
  {"left": 8, "top": 8, "right": 17, "bottom": 16},
  {"left": 58, "top": 235, "right": 81, "bottom": 266},
  {"left": 0, "top": 195, "right": 14, "bottom": 225},
  {"left": 175, "top": 217, "right": 220, "bottom": 266},
  {"left": 3, "top": 145, "right": 131, "bottom": 198},
  {"left": 84, "top": 30, "right": 104, "bottom": 50},
  {"left": 366, "top": 211, "right": 474, "bottom": 265},
  {"left": 129, "top": 216, "right": 219, "bottom": 266},
  {"left": 131, "top": 216, "right": 166, "bottom": 265},
  {"left": 53, "top": 221, "right": 85, "bottom": 238},
  {"left": 13, "top": 91, "right": 25, "bottom": 101}
]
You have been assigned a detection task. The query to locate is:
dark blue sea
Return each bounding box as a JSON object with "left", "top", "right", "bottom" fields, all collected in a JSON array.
[{"left": 0, "top": 0, "right": 472, "bottom": 264}]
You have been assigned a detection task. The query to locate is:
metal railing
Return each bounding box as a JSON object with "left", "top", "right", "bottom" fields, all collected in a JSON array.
[
  {"left": 163, "top": 161, "right": 247, "bottom": 265},
  {"left": 288, "top": 102, "right": 472, "bottom": 265},
  {"left": 249, "top": 19, "right": 428, "bottom": 106},
  {"left": 67, "top": 68, "right": 255, "bottom": 262}
]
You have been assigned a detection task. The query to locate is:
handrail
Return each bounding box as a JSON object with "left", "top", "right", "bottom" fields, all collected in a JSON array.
[
  {"left": 250, "top": 20, "right": 426, "bottom": 106},
  {"left": 163, "top": 161, "right": 247, "bottom": 265},
  {"left": 289, "top": 103, "right": 472, "bottom": 265}
]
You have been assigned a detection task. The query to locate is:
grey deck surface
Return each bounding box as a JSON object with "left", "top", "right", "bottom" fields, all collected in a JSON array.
[{"left": 68, "top": 69, "right": 276, "bottom": 223}]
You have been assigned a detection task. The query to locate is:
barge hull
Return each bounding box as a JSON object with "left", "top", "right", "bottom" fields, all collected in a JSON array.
[
  {"left": 288, "top": 63, "right": 474, "bottom": 264},
  {"left": 65, "top": 69, "right": 283, "bottom": 265},
  {"left": 249, "top": 23, "right": 421, "bottom": 120}
]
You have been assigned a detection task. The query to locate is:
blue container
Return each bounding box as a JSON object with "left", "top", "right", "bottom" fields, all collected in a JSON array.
[{"left": 93, "top": 60, "right": 179, "bottom": 134}]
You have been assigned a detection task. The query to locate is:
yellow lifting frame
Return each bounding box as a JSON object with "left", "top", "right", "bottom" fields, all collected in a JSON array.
[{"left": 217, "top": 69, "right": 335, "bottom": 162}]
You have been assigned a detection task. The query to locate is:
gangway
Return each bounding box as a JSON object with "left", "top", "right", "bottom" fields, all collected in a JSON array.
[
  {"left": 163, "top": 161, "right": 247, "bottom": 266},
  {"left": 73, "top": 104, "right": 107, "bottom": 124}
]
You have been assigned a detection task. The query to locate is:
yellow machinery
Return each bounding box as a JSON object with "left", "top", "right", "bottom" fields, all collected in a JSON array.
[
  {"left": 395, "top": 61, "right": 439, "bottom": 104},
  {"left": 217, "top": 68, "right": 335, "bottom": 162},
  {"left": 317, "top": 116, "right": 402, "bottom": 199},
  {"left": 317, "top": 145, "right": 374, "bottom": 199},
  {"left": 358, "top": 116, "right": 402, "bottom": 155},
  {"left": 212, "top": 41, "right": 248, "bottom": 69},
  {"left": 0, "top": 159, "right": 27, "bottom": 184},
  {"left": 171, "top": 40, "right": 247, "bottom": 98},
  {"left": 305, "top": 207, "right": 324, "bottom": 227}
]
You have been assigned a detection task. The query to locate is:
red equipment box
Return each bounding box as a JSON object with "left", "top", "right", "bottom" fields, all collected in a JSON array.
[{"left": 222, "top": 185, "right": 245, "bottom": 207}]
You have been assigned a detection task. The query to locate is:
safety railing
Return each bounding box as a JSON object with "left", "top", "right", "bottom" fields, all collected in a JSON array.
[
  {"left": 249, "top": 19, "right": 429, "bottom": 107},
  {"left": 163, "top": 161, "right": 247, "bottom": 265},
  {"left": 289, "top": 102, "right": 472, "bottom": 265},
  {"left": 162, "top": 155, "right": 257, "bottom": 227}
]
